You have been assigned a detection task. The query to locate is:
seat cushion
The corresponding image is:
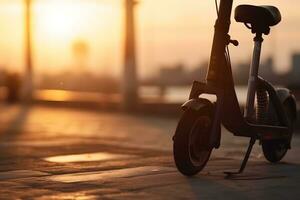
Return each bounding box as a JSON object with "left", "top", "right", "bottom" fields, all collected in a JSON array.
[{"left": 235, "top": 5, "right": 281, "bottom": 27}]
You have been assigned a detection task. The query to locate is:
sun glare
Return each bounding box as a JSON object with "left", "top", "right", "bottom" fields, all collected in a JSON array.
[
  {"left": 41, "top": 12, "right": 74, "bottom": 37},
  {"left": 31, "top": 0, "right": 122, "bottom": 73},
  {"left": 34, "top": 0, "right": 118, "bottom": 39}
]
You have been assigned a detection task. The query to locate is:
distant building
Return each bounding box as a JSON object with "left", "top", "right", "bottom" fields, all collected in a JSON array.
[
  {"left": 159, "top": 64, "right": 188, "bottom": 86},
  {"left": 260, "top": 57, "right": 274, "bottom": 78},
  {"left": 188, "top": 62, "right": 207, "bottom": 82},
  {"left": 290, "top": 53, "right": 300, "bottom": 85},
  {"left": 160, "top": 64, "right": 184, "bottom": 80},
  {"left": 233, "top": 62, "right": 250, "bottom": 85},
  {"left": 233, "top": 57, "right": 281, "bottom": 85}
]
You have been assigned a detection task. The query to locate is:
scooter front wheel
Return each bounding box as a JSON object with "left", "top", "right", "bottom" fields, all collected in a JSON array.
[{"left": 173, "top": 108, "right": 214, "bottom": 176}]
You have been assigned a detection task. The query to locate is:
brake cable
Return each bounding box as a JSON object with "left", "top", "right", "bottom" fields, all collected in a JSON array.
[{"left": 214, "top": 0, "right": 232, "bottom": 67}]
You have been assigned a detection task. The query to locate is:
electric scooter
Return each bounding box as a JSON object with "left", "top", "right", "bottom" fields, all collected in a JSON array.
[{"left": 173, "top": 0, "right": 297, "bottom": 176}]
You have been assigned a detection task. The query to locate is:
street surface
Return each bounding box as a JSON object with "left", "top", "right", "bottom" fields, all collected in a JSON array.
[{"left": 0, "top": 105, "right": 299, "bottom": 199}]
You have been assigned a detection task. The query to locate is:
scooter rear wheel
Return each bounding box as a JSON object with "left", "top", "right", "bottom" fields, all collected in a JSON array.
[
  {"left": 173, "top": 108, "right": 214, "bottom": 176},
  {"left": 262, "top": 101, "right": 295, "bottom": 163}
]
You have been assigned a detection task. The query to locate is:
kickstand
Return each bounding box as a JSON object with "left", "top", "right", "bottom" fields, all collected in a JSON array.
[{"left": 224, "top": 137, "right": 256, "bottom": 177}]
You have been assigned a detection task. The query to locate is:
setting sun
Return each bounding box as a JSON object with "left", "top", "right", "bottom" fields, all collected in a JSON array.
[
  {"left": 30, "top": 0, "right": 122, "bottom": 74},
  {"left": 39, "top": 8, "right": 75, "bottom": 37},
  {"left": 34, "top": 0, "right": 118, "bottom": 39}
]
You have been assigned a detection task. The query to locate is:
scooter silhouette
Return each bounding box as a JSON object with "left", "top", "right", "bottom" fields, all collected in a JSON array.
[{"left": 173, "top": 0, "right": 297, "bottom": 176}]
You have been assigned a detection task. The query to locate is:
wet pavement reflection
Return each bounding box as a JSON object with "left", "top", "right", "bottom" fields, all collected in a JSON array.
[{"left": 44, "top": 152, "right": 137, "bottom": 163}]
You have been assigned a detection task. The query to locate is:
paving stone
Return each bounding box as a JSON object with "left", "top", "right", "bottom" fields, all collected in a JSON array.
[
  {"left": 44, "top": 152, "right": 137, "bottom": 163},
  {"left": 0, "top": 105, "right": 299, "bottom": 199},
  {"left": 0, "top": 187, "right": 52, "bottom": 200},
  {"left": 48, "top": 166, "right": 176, "bottom": 183},
  {"left": 0, "top": 170, "right": 49, "bottom": 181},
  {"left": 102, "top": 191, "right": 164, "bottom": 200},
  {"left": 34, "top": 193, "right": 99, "bottom": 200}
]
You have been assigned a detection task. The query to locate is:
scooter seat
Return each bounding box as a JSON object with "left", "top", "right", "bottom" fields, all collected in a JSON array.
[{"left": 235, "top": 5, "right": 281, "bottom": 27}]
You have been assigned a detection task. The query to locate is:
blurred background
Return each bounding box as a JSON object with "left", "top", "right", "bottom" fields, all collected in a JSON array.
[
  {"left": 0, "top": 0, "right": 299, "bottom": 112},
  {"left": 0, "top": 2, "right": 300, "bottom": 198}
]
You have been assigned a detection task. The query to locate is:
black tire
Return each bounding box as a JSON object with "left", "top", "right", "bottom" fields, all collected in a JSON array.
[
  {"left": 173, "top": 107, "right": 214, "bottom": 176},
  {"left": 262, "top": 101, "right": 295, "bottom": 163}
]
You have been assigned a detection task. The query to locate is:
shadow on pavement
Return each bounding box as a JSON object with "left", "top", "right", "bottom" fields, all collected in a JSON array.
[{"left": 0, "top": 105, "right": 31, "bottom": 140}]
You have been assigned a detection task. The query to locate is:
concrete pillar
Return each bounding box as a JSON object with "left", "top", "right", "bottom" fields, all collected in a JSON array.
[
  {"left": 23, "top": 0, "right": 33, "bottom": 101},
  {"left": 123, "top": 0, "right": 138, "bottom": 111}
]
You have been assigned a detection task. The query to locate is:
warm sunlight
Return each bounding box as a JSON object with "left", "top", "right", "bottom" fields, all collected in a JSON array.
[
  {"left": 31, "top": 0, "right": 122, "bottom": 74},
  {"left": 34, "top": 0, "right": 118, "bottom": 39},
  {"left": 0, "top": 0, "right": 299, "bottom": 75},
  {"left": 39, "top": 8, "right": 75, "bottom": 38}
]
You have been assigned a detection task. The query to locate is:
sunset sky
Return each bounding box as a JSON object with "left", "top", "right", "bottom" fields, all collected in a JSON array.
[{"left": 0, "top": 0, "right": 299, "bottom": 78}]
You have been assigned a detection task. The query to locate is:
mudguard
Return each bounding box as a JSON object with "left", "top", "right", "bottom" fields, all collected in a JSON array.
[
  {"left": 276, "top": 88, "right": 297, "bottom": 120},
  {"left": 181, "top": 98, "right": 213, "bottom": 112},
  {"left": 181, "top": 98, "right": 221, "bottom": 149}
]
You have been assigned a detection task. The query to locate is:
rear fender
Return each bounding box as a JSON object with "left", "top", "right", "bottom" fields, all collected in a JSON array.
[{"left": 276, "top": 88, "right": 297, "bottom": 120}]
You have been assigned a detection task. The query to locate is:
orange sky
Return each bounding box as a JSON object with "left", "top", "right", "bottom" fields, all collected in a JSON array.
[{"left": 0, "top": 0, "right": 299, "bottom": 78}]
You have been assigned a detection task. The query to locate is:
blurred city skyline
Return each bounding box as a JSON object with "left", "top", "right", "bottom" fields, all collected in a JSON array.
[{"left": 0, "top": 0, "right": 299, "bottom": 78}]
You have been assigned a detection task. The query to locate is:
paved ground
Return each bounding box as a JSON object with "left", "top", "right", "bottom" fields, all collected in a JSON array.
[{"left": 0, "top": 105, "right": 299, "bottom": 199}]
